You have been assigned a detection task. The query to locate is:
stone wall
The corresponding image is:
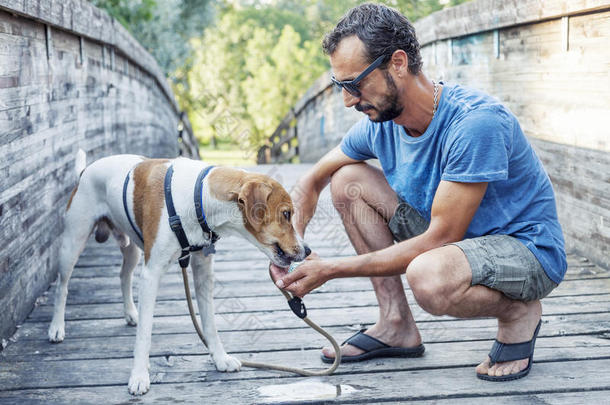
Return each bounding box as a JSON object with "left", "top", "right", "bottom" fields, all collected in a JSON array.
[
  {"left": 0, "top": 0, "right": 197, "bottom": 341},
  {"left": 283, "top": 0, "right": 610, "bottom": 269}
]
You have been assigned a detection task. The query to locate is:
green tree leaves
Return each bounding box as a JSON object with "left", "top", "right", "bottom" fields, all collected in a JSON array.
[{"left": 92, "top": 0, "right": 472, "bottom": 155}]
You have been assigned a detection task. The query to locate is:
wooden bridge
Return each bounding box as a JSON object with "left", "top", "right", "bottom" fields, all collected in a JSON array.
[
  {"left": 1, "top": 164, "right": 609, "bottom": 404},
  {"left": 1, "top": 0, "right": 609, "bottom": 403}
]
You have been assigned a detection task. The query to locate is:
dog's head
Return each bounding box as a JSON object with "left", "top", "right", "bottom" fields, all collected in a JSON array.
[{"left": 210, "top": 169, "right": 310, "bottom": 267}]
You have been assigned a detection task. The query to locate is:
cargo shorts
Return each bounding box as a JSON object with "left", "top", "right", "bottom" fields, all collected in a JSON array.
[{"left": 388, "top": 198, "right": 557, "bottom": 301}]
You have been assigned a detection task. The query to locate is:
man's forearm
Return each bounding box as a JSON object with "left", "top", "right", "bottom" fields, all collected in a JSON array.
[{"left": 327, "top": 228, "right": 451, "bottom": 279}]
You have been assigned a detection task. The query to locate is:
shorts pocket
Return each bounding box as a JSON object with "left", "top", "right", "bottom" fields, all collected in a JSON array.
[{"left": 498, "top": 277, "right": 527, "bottom": 300}]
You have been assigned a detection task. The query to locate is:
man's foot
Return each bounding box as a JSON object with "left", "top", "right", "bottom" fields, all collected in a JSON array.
[
  {"left": 475, "top": 300, "right": 542, "bottom": 378},
  {"left": 322, "top": 321, "right": 422, "bottom": 360}
]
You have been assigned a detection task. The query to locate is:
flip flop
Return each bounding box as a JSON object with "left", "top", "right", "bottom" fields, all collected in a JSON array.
[
  {"left": 320, "top": 328, "right": 425, "bottom": 364},
  {"left": 477, "top": 320, "right": 542, "bottom": 382}
]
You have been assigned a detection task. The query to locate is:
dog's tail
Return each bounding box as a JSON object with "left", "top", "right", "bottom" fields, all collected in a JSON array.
[
  {"left": 66, "top": 149, "right": 87, "bottom": 211},
  {"left": 75, "top": 148, "right": 87, "bottom": 177}
]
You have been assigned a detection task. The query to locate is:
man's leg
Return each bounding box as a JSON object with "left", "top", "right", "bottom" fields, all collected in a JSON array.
[
  {"left": 406, "top": 245, "right": 542, "bottom": 377},
  {"left": 322, "top": 162, "right": 422, "bottom": 359}
]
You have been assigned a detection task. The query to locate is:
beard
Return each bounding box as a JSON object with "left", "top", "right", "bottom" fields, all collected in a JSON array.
[{"left": 355, "top": 71, "right": 403, "bottom": 123}]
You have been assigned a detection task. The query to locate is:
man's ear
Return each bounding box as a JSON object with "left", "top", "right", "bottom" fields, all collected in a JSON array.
[
  {"left": 390, "top": 49, "right": 409, "bottom": 76},
  {"left": 237, "top": 181, "right": 272, "bottom": 232}
]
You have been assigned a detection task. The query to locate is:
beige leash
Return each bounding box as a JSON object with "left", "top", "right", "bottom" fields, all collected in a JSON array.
[{"left": 181, "top": 266, "right": 342, "bottom": 376}]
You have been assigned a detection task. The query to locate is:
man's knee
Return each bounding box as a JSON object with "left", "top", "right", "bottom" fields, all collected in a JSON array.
[
  {"left": 330, "top": 163, "right": 367, "bottom": 208},
  {"left": 406, "top": 251, "right": 452, "bottom": 316}
]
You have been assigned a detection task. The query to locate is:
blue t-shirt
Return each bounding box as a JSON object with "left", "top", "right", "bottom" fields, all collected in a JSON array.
[{"left": 340, "top": 83, "right": 567, "bottom": 284}]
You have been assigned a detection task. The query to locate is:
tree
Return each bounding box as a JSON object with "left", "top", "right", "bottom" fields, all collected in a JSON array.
[
  {"left": 186, "top": 4, "right": 329, "bottom": 149},
  {"left": 90, "top": 0, "right": 214, "bottom": 105},
  {"left": 93, "top": 0, "right": 472, "bottom": 153}
]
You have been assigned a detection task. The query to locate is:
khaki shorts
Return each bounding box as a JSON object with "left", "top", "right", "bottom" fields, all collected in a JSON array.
[{"left": 388, "top": 198, "right": 557, "bottom": 301}]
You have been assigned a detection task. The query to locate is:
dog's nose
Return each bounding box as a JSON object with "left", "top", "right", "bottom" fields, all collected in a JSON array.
[{"left": 304, "top": 245, "right": 311, "bottom": 257}]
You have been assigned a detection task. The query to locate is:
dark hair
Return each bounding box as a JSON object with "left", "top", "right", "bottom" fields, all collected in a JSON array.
[{"left": 322, "top": 3, "right": 422, "bottom": 75}]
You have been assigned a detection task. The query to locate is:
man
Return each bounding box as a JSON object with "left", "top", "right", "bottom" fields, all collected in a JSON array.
[{"left": 270, "top": 3, "right": 566, "bottom": 381}]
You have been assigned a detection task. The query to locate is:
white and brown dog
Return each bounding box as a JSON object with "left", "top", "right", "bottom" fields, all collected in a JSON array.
[{"left": 48, "top": 152, "right": 309, "bottom": 395}]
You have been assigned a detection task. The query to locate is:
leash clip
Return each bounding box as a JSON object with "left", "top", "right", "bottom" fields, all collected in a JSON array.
[
  {"left": 288, "top": 296, "right": 307, "bottom": 319},
  {"left": 178, "top": 249, "right": 191, "bottom": 268}
]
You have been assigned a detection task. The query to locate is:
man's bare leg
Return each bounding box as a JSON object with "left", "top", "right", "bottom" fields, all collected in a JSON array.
[
  {"left": 322, "top": 163, "right": 421, "bottom": 359},
  {"left": 407, "top": 245, "right": 542, "bottom": 377}
]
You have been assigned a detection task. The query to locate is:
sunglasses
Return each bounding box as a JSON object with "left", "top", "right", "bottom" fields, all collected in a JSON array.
[{"left": 331, "top": 54, "right": 387, "bottom": 98}]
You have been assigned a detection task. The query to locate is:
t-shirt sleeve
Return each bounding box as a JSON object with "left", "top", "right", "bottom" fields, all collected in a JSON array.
[
  {"left": 442, "top": 107, "right": 513, "bottom": 183},
  {"left": 340, "top": 118, "right": 377, "bottom": 160}
]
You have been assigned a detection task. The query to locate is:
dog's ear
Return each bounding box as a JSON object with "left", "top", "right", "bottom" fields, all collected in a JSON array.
[{"left": 237, "top": 181, "right": 272, "bottom": 232}]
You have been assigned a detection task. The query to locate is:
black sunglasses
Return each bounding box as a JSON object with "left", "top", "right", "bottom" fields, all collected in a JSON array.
[{"left": 331, "top": 54, "right": 387, "bottom": 97}]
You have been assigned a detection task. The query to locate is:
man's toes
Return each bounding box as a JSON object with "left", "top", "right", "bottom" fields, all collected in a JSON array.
[
  {"left": 486, "top": 363, "right": 497, "bottom": 376},
  {"left": 322, "top": 344, "right": 363, "bottom": 358},
  {"left": 519, "top": 358, "right": 529, "bottom": 372},
  {"left": 502, "top": 364, "right": 514, "bottom": 375},
  {"left": 322, "top": 346, "right": 335, "bottom": 358},
  {"left": 475, "top": 358, "right": 491, "bottom": 374}
]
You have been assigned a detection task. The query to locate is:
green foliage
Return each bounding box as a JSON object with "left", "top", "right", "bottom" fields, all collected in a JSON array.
[
  {"left": 90, "top": 0, "right": 214, "bottom": 79},
  {"left": 93, "top": 0, "right": 472, "bottom": 155},
  {"left": 187, "top": 0, "right": 471, "bottom": 153},
  {"left": 186, "top": 5, "right": 329, "bottom": 151}
]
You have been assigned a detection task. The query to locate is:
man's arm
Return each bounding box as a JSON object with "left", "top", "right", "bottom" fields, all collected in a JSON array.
[
  {"left": 291, "top": 145, "right": 361, "bottom": 237},
  {"left": 276, "top": 180, "right": 488, "bottom": 296}
]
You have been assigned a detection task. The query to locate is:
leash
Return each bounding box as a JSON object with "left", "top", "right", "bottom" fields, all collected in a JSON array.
[
  {"left": 181, "top": 267, "right": 342, "bottom": 376},
  {"left": 163, "top": 164, "right": 341, "bottom": 376}
]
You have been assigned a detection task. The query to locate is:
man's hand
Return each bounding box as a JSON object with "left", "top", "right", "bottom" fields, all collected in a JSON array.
[{"left": 268, "top": 253, "right": 329, "bottom": 297}]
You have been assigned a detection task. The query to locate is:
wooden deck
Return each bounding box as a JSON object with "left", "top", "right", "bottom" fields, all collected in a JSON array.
[{"left": 1, "top": 164, "right": 609, "bottom": 404}]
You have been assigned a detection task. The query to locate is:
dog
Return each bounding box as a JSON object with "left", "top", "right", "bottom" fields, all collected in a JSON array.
[{"left": 48, "top": 152, "right": 309, "bottom": 395}]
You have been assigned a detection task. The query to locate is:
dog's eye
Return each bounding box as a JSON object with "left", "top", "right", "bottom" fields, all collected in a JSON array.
[{"left": 283, "top": 210, "right": 291, "bottom": 221}]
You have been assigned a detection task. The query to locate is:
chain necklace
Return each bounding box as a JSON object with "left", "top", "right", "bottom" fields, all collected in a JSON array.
[{"left": 432, "top": 80, "right": 440, "bottom": 117}]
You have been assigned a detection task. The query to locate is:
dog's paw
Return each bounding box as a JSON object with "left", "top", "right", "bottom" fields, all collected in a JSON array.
[
  {"left": 48, "top": 322, "right": 65, "bottom": 343},
  {"left": 124, "top": 309, "right": 138, "bottom": 326},
  {"left": 128, "top": 370, "right": 150, "bottom": 395},
  {"left": 213, "top": 353, "right": 241, "bottom": 372}
]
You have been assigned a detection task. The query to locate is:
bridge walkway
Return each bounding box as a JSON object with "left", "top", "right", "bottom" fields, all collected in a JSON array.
[{"left": 1, "top": 164, "right": 608, "bottom": 404}]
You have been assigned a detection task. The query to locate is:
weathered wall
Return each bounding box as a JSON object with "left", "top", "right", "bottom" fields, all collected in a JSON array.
[
  {"left": 284, "top": 0, "right": 610, "bottom": 269},
  {"left": 0, "top": 1, "right": 196, "bottom": 341}
]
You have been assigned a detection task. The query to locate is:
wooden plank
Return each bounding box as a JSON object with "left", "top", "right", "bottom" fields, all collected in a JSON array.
[
  {"left": 1, "top": 358, "right": 609, "bottom": 403},
  {"left": 3, "top": 315, "right": 610, "bottom": 364},
  {"left": 414, "top": 0, "right": 610, "bottom": 46},
  {"left": 0, "top": 335, "right": 607, "bottom": 391},
  {"left": 10, "top": 308, "right": 610, "bottom": 348},
  {"left": 0, "top": 0, "right": 179, "bottom": 114},
  {"left": 0, "top": 3, "right": 183, "bottom": 341},
  {"left": 26, "top": 288, "right": 610, "bottom": 322},
  {"left": 370, "top": 391, "right": 610, "bottom": 405},
  {"left": 29, "top": 271, "right": 610, "bottom": 309}
]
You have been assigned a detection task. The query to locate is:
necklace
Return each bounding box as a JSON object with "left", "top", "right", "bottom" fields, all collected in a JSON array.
[{"left": 432, "top": 80, "right": 440, "bottom": 117}]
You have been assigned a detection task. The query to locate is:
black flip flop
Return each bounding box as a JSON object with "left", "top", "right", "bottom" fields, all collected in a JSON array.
[
  {"left": 477, "top": 320, "right": 542, "bottom": 382},
  {"left": 320, "top": 328, "right": 425, "bottom": 364}
]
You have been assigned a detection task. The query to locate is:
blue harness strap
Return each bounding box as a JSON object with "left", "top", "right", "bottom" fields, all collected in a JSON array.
[
  {"left": 164, "top": 164, "right": 218, "bottom": 268},
  {"left": 194, "top": 166, "right": 220, "bottom": 244},
  {"left": 122, "top": 171, "right": 144, "bottom": 243}
]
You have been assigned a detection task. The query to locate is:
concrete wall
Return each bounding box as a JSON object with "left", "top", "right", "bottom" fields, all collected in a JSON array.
[
  {"left": 288, "top": 0, "right": 610, "bottom": 269},
  {"left": 0, "top": 0, "right": 196, "bottom": 341}
]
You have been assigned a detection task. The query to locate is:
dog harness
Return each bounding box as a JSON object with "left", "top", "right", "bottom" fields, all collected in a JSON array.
[
  {"left": 164, "top": 164, "right": 219, "bottom": 267},
  {"left": 121, "top": 164, "right": 219, "bottom": 266}
]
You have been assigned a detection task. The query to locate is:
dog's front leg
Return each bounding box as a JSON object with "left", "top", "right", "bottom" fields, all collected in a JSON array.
[
  {"left": 191, "top": 251, "right": 241, "bottom": 372},
  {"left": 128, "top": 261, "right": 164, "bottom": 395}
]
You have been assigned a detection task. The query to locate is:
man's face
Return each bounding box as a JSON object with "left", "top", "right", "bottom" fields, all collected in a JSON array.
[{"left": 329, "top": 36, "right": 403, "bottom": 122}]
